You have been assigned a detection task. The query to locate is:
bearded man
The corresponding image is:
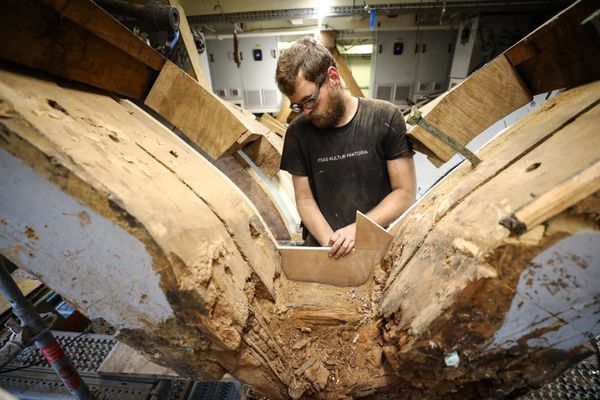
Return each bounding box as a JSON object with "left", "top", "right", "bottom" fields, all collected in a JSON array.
[{"left": 276, "top": 37, "right": 416, "bottom": 258}]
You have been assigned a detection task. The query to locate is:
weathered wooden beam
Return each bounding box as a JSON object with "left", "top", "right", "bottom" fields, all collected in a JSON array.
[
  {"left": 118, "top": 99, "right": 292, "bottom": 240},
  {"left": 408, "top": 54, "right": 531, "bottom": 163},
  {"left": 381, "top": 80, "right": 600, "bottom": 397},
  {"left": 500, "top": 159, "right": 600, "bottom": 235},
  {"left": 407, "top": 0, "right": 600, "bottom": 164},
  {"left": 0, "top": 0, "right": 279, "bottom": 167},
  {"left": 0, "top": 67, "right": 280, "bottom": 372}
]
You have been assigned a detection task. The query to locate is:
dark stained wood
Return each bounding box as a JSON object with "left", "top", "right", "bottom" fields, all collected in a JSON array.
[
  {"left": 506, "top": 0, "right": 600, "bottom": 94},
  {"left": 0, "top": 0, "right": 159, "bottom": 99},
  {"left": 42, "top": 0, "right": 165, "bottom": 71}
]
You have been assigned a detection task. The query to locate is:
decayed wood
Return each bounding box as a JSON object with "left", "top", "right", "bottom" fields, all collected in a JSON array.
[
  {"left": 500, "top": 159, "right": 600, "bottom": 235},
  {"left": 168, "top": 0, "right": 211, "bottom": 88},
  {"left": 408, "top": 55, "right": 531, "bottom": 163},
  {"left": 379, "top": 80, "right": 600, "bottom": 397},
  {"left": 1, "top": 3, "right": 598, "bottom": 399},
  {"left": 279, "top": 212, "right": 392, "bottom": 287},
  {"left": 1, "top": 62, "right": 598, "bottom": 399},
  {"left": 118, "top": 99, "right": 292, "bottom": 240},
  {"left": 0, "top": 67, "right": 280, "bottom": 367}
]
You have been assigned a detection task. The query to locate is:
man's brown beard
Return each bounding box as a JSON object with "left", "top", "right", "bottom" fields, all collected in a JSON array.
[{"left": 310, "top": 90, "right": 346, "bottom": 129}]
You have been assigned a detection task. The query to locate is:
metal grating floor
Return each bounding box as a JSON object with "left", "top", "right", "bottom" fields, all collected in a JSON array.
[
  {"left": 0, "top": 331, "right": 242, "bottom": 400},
  {"left": 520, "top": 357, "right": 600, "bottom": 400},
  {"left": 0, "top": 331, "right": 597, "bottom": 399}
]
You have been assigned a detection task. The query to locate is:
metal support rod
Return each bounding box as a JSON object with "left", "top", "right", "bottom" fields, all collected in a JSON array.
[
  {"left": 0, "top": 263, "right": 94, "bottom": 400},
  {"left": 407, "top": 106, "right": 482, "bottom": 166}
]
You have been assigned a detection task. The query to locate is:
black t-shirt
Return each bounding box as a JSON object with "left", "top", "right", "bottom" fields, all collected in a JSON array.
[{"left": 280, "top": 98, "right": 412, "bottom": 244}]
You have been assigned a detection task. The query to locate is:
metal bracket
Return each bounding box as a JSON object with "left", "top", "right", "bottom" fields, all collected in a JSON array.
[{"left": 407, "top": 106, "right": 482, "bottom": 166}]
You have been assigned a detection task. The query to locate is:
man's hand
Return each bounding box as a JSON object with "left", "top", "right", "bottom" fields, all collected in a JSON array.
[{"left": 328, "top": 223, "right": 356, "bottom": 259}]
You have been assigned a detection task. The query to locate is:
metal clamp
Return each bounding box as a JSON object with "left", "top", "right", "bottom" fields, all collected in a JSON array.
[{"left": 407, "top": 106, "right": 481, "bottom": 166}]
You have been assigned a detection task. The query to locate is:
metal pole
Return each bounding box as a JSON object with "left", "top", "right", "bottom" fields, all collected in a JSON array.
[{"left": 0, "top": 263, "right": 94, "bottom": 399}]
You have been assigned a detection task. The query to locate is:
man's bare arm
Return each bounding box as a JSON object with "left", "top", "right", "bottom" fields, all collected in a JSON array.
[
  {"left": 329, "top": 156, "right": 416, "bottom": 258},
  {"left": 366, "top": 156, "right": 417, "bottom": 226},
  {"left": 292, "top": 175, "right": 334, "bottom": 246}
]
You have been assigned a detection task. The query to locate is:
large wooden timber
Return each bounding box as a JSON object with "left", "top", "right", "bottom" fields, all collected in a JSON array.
[
  {"left": 0, "top": 0, "right": 281, "bottom": 172},
  {"left": 1, "top": 64, "right": 598, "bottom": 399},
  {"left": 408, "top": 0, "right": 600, "bottom": 165}
]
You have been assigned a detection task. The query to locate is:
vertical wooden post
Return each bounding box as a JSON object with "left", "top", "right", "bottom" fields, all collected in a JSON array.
[
  {"left": 169, "top": 0, "right": 211, "bottom": 88},
  {"left": 319, "top": 30, "right": 364, "bottom": 98}
]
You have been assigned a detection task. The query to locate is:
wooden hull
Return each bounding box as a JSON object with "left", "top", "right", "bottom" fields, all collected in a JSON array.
[{"left": 0, "top": 0, "right": 599, "bottom": 399}]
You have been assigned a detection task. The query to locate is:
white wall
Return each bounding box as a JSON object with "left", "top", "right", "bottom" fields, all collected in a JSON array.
[
  {"left": 206, "top": 36, "right": 281, "bottom": 113},
  {"left": 371, "top": 29, "right": 457, "bottom": 108}
]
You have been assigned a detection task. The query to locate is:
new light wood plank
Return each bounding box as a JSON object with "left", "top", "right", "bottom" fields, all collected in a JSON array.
[
  {"left": 276, "top": 96, "right": 292, "bottom": 123},
  {"left": 279, "top": 212, "right": 391, "bottom": 287}
]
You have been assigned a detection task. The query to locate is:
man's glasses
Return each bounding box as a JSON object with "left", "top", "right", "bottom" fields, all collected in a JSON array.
[{"left": 290, "top": 81, "right": 322, "bottom": 113}]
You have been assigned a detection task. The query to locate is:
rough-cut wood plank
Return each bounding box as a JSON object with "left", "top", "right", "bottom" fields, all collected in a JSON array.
[
  {"left": 98, "top": 342, "right": 177, "bottom": 377},
  {"left": 501, "top": 159, "right": 600, "bottom": 235},
  {"left": 506, "top": 0, "right": 600, "bottom": 94},
  {"left": 279, "top": 212, "right": 391, "bottom": 287},
  {"left": 242, "top": 131, "right": 283, "bottom": 179},
  {"left": 259, "top": 113, "right": 286, "bottom": 137},
  {"left": 408, "top": 55, "right": 531, "bottom": 162},
  {"left": 407, "top": 0, "right": 600, "bottom": 164},
  {"left": 168, "top": 0, "right": 210, "bottom": 88},
  {"left": 0, "top": 0, "right": 159, "bottom": 99},
  {"left": 145, "top": 60, "right": 261, "bottom": 158}
]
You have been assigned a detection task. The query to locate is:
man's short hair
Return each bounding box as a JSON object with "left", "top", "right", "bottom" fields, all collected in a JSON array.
[{"left": 275, "top": 36, "right": 336, "bottom": 97}]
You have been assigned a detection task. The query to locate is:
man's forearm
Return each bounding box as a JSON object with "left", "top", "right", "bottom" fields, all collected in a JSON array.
[
  {"left": 366, "top": 189, "right": 416, "bottom": 227},
  {"left": 296, "top": 198, "right": 334, "bottom": 246}
]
